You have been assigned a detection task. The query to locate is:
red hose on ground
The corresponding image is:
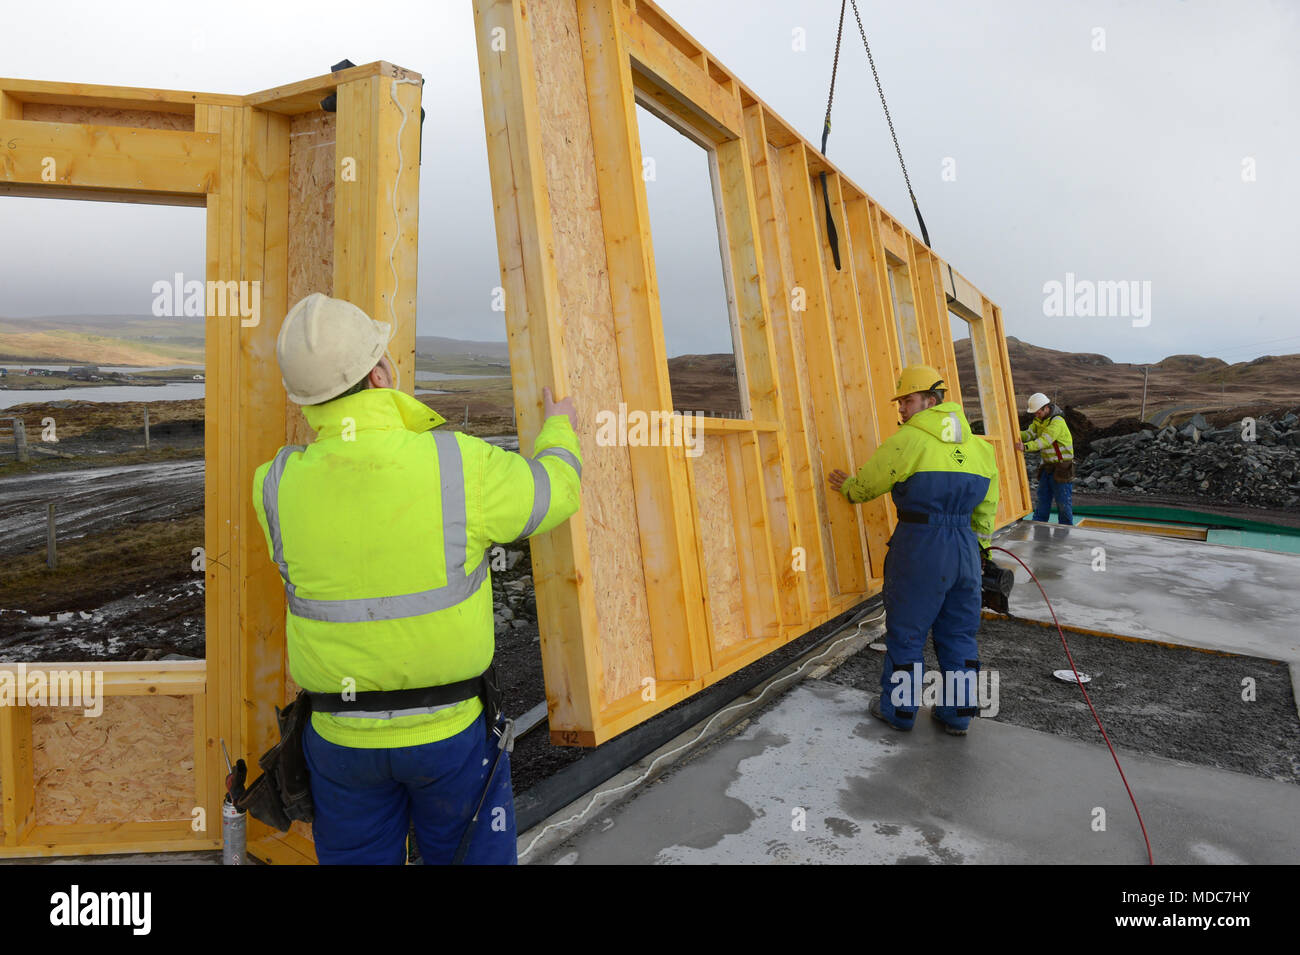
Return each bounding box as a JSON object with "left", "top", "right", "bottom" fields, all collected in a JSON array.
[{"left": 990, "top": 545, "right": 1154, "bottom": 865}]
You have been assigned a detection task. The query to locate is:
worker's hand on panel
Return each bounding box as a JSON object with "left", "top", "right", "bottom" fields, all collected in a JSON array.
[
  {"left": 1013, "top": 440, "right": 1024, "bottom": 452},
  {"left": 543, "top": 385, "right": 578, "bottom": 430},
  {"left": 828, "top": 468, "right": 849, "bottom": 492}
]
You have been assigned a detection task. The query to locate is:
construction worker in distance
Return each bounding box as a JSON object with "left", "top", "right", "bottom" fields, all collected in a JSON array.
[
  {"left": 828, "top": 365, "right": 998, "bottom": 736},
  {"left": 1016, "top": 392, "right": 1075, "bottom": 525},
  {"left": 252, "top": 293, "right": 582, "bottom": 864}
]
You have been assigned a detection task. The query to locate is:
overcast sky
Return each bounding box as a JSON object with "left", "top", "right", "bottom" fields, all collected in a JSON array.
[{"left": 1, "top": 0, "right": 1295, "bottom": 364}]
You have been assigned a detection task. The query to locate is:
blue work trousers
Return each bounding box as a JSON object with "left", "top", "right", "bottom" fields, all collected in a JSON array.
[
  {"left": 303, "top": 713, "right": 517, "bottom": 865},
  {"left": 1034, "top": 468, "right": 1074, "bottom": 525},
  {"left": 877, "top": 521, "right": 983, "bottom": 732}
]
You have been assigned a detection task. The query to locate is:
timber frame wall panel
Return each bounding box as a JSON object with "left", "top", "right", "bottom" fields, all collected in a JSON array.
[
  {"left": 0, "top": 62, "right": 419, "bottom": 861},
  {"left": 476, "top": 0, "right": 1031, "bottom": 745}
]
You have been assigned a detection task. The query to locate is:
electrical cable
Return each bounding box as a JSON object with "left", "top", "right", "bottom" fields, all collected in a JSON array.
[
  {"left": 385, "top": 78, "right": 422, "bottom": 387},
  {"left": 991, "top": 545, "right": 1154, "bottom": 865}
]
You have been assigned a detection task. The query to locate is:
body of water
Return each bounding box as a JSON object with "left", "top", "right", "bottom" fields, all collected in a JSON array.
[
  {"left": 414, "top": 372, "right": 509, "bottom": 381},
  {"left": 0, "top": 383, "right": 205, "bottom": 409},
  {"left": 1, "top": 363, "right": 201, "bottom": 374}
]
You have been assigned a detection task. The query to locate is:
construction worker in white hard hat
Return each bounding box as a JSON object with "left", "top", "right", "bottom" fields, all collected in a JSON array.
[
  {"left": 1016, "top": 392, "right": 1074, "bottom": 525},
  {"left": 828, "top": 365, "right": 999, "bottom": 736},
  {"left": 250, "top": 293, "right": 582, "bottom": 864}
]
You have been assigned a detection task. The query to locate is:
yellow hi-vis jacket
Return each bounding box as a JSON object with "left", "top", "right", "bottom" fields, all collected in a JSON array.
[
  {"left": 252, "top": 388, "right": 582, "bottom": 749},
  {"left": 840, "top": 401, "right": 999, "bottom": 552},
  {"left": 1020, "top": 406, "right": 1074, "bottom": 464}
]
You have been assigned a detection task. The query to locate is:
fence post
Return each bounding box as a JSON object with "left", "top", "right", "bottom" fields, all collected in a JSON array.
[
  {"left": 47, "top": 502, "right": 56, "bottom": 569},
  {"left": 144, "top": 405, "right": 151, "bottom": 450},
  {"left": 14, "top": 419, "right": 27, "bottom": 463}
]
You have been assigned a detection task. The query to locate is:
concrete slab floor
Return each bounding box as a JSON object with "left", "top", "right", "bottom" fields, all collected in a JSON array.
[
  {"left": 994, "top": 522, "right": 1300, "bottom": 710},
  {"left": 529, "top": 680, "right": 1300, "bottom": 865},
  {"left": 995, "top": 522, "right": 1300, "bottom": 663}
]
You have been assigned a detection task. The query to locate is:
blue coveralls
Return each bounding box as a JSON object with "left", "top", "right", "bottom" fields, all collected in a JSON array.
[
  {"left": 878, "top": 477, "right": 987, "bottom": 731},
  {"left": 840, "top": 402, "right": 999, "bottom": 732}
]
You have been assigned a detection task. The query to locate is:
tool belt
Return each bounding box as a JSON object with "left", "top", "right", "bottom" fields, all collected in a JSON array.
[
  {"left": 1041, "top": 438, "right": 1075, "bottom": 483},
  {"left": 235, "top": 692, "right": 314, "bottom": 832},
  {"left": 236, "top": 666, "right": 501, "bottom": 833},
  {"left": 1040, "top": 460, "right": 1075, "bottom": 483}
]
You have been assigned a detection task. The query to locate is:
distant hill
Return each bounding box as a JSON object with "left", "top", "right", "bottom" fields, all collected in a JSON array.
[
  {"left": 954, "top": 336, "right": 1300, "bottom": 426},
  {"left": 0, "top": 315, "right": 204, "bottom": 366},
  {"left": 6, "top": 315, "right": 1297, "bottom": 428},
  {"left": 416, "top": 335, "right": 509, "bottom": 360}
]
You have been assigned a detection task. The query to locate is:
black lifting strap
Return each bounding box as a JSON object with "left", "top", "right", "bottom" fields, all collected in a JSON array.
[
  {"left": 821, "top": 0, "right": 933, "bottom": 264},
  {"left": 819, "top": 0, "right": 847, "bottom": 271}
]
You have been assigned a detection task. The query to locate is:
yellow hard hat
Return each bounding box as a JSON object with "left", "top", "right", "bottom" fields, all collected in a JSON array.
[
  {"left": 276, "top": 293, "right": 393, "bottom": 404},
  {"left": 892, "top": 365, "right": 946, "bottom": 401}
]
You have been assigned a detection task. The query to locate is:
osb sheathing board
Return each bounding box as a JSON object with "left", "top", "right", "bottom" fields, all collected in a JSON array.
[
  {"left": 22, "top": 103, "right": 196, "bottom": 130},
  {"left": 32, "top": 698, "right": 193, "bottom": 825},
  {"left": 476, "top": 0, "right": 1032, "bottom": 746},
  {"left": 530, "top": 2, "right": 655, "bottom": 703},
  {"left": 286, "top": 109, "right": 335, "bottom": 450},
  {"left": 692, "top": 433, "right": 744, "bottom": 651}
]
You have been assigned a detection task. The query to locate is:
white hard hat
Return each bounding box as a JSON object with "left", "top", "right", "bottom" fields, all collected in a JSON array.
[
  {"left": 276, "top": 293, "right": 392, "bottom": 405},
  {"left": 1027, "top": 392, "right": 1050, "bottom": 413}
]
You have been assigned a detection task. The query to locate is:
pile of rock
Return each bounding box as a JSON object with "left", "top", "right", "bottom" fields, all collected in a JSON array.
[
  {"left": 1028, "top": 412, "right": 1300, "bottom": 508},
  {"left": 491, "top": 544, "right": 538, "bottom": 637}
]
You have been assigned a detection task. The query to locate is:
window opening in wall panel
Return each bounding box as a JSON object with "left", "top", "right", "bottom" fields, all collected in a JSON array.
[
  {"left": 0, "top": 195, "right": 207, "bottom": 662},
  {"left": 886, "top": 257, "right": 922, "bottom": 368},
  {"left": 633, "top": 99, "right": 745, "bottom": 419},
  {"left": 949, "top": 308, "right": 993, "bottom": 435}
]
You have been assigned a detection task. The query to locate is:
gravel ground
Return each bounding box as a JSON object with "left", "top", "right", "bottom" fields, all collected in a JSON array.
[{"left": 823, "top": 614, "right": 1300, "bottom": 785}]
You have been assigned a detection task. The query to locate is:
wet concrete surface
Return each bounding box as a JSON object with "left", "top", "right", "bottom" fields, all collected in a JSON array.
[
  {"left": 0, "top": 460, "right": 203, "bottom": 558},
  {"left": 993, "top": 522, "right": 1300, "bottom": 710},
  {"left": 531, "top": 680, "right": 1300, "bottom": 864}
]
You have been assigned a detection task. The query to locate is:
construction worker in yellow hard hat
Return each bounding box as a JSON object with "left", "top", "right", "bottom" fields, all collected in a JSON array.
[
  {"left": 828, "top": 364, "right": 998, "bottom": 736},
  {"left": 1016, "top": 391, "right": 1075, "bottom": 525},
  {"left": 250, "top": 292, "right": 583, "bottom": 864}
]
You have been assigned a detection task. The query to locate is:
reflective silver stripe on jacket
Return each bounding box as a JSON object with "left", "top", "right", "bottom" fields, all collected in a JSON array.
[
  {"left": 328, "top": 701, "right": 466, "bottom": 721},
  {"left": 262, "top": 431, "right": 488, "bottom": 623},
  {"left": 512, "top": 456, "right": 551, "bottom": 541},
  {"left": 537, "top": 446, "right": 582, "bottom": 480},
  {"left": 263, "top": 445, "right": 307, "bottom": 601}
]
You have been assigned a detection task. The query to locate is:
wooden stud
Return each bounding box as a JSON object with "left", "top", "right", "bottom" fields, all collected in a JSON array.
[
  {"left": 714, "top": 122, "right": 804, "bottom": 628},
  {"left": 774, "top": 142, "right": 866, "bottom": 598},
  {"left": 818, "top": 173, "right": 888, "bottom": 580},
  {"left": 744, "top": 105, "right": 820, "bottom": 620},
  {"left": 0, "top": 706, "right": 35, "bottom": 846},
  {"left": 0, "top": 120, "right": 218, "bottom": 195},
  {"left": 576, "top": 0, "right": 711, "bottom": 695},
  {"left": 239, "top": 105, "right": 292, "bottom": 772},
  {"left": 475, "top": 0, "right": 606, "bottom": 742}
]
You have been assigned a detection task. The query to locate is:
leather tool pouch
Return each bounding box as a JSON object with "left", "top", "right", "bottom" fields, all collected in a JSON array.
[
  {"left": 1051, "top": 440, "right": 1074, "bottom": 482},
  {"left": 236, "top": 690, "right": 314, "bottom": 832}
]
